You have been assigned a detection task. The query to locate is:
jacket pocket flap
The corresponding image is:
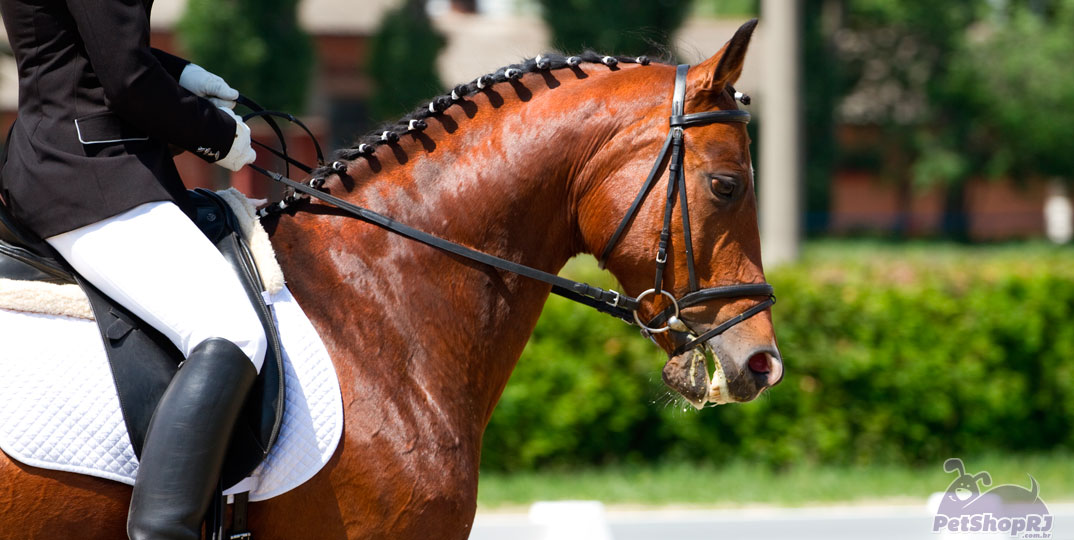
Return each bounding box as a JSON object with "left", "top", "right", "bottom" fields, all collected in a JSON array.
[{"left": 75, "top": 113, "right": 149, "bottom": 145}]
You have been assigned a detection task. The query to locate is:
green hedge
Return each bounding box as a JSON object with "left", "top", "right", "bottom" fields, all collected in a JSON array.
[{"left": 480, "top": 243, "right": 1074, "bottom": 471}]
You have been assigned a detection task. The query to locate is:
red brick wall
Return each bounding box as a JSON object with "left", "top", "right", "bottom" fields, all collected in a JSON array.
[
  {"left": 830, "top": 171, "right": 944, "bottom": 235},
  {"left": 830, "top": 171, "right": 1047, "bottom": 240},
  {"left": 966, "top": 179, "right": 1046, "bottom": 240}
]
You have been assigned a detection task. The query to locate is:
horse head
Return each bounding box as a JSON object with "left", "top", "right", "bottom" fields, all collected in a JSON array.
[{"left": 576, "top": 20, "right": 780, "bottom": 406}]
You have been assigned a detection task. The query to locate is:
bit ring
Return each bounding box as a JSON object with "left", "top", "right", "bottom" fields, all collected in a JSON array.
[{"left": 633, "top": 288, "right": 679, "bottom": 333}]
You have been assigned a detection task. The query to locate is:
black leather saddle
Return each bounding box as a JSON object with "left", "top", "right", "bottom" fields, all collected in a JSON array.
[{"left": 0, "top": 188, "right": 285, "bottom": 489}]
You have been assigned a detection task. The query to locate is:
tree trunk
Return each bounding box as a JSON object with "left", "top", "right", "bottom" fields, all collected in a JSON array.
[{"left": 942, "top": 180, "right": 970, "bottom": 242}]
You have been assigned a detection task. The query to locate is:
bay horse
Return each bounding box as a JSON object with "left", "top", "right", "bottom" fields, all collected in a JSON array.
[{"left": 0, "top": 20, "right": 781, "bottom": 540}]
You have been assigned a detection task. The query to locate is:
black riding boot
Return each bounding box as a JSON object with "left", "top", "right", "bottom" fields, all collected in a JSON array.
[{"left": 127, "top": 338, "right": 257, "bottom": 540}]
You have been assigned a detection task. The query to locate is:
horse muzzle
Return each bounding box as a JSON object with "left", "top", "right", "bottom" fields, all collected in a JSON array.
[{"left": 661, "top": 324, "right": 782, "bottom": 408}]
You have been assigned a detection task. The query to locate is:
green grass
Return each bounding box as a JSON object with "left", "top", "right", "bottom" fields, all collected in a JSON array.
[{"left": 477, "top": 453, "right": 1074, "bottom": 508}]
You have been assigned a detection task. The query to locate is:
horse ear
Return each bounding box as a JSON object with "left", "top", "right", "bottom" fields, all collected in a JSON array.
[{"left": 690, "top": 18, "right": 758, "bottom": 94}]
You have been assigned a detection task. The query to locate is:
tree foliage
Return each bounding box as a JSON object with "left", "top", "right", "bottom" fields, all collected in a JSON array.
[
  {"left": 830, "top": 0, "right": 987, "bottom": 239},
  {"left": 537, "top": 0, "right": 693, "bottom": 56},
  {"left": 177, "top": 0, "right": 313, "bottom": 113},
  {"left": 949, "top": 0, "right": 1074, "bottom": 182},
  {"left": 366, "top": 0, "right": 446, "bottom": 123},
  {"left": 814, "top": 0, "right": 1074, "bottom": 238}
]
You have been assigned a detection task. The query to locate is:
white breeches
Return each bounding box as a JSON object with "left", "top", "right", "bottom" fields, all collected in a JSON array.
[{"left": 46, "top": 201, "right": 267, "bottom": 372}]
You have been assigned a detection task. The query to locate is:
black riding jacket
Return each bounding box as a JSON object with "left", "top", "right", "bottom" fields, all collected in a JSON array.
[{"left": 0, "top": 0, "right": 236, "bottom": 237}]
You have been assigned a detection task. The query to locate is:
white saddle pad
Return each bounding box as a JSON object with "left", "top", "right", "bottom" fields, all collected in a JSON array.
[{"left": 0, "top": 286, "right": 343, "bottom": 502}]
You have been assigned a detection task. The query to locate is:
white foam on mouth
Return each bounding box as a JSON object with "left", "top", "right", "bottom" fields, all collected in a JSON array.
[
  {"left": 683, "top": 345, "right": 732, "bottom": 410},
  {"left": 707, "top": 347, "right": 732, "bottom": 406},
  {"left": 686, "top": 349, "right": 707, "bottom": 410}
]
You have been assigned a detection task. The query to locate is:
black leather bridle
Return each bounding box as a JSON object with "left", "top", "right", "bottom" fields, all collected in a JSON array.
[
  {"left": 596, "top": 64, "right": 774, "bottom": 355},
  {"left": 244, "top": 63, "right": 774, "bottom": 358}
]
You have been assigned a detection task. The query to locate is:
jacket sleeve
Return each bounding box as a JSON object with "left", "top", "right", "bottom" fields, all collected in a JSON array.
[
  {"left": 64, "top": 0, "right": 235, "bottom": 162},
  {"left": 151, "top": 48, "right": 190, "bottom": 81}
]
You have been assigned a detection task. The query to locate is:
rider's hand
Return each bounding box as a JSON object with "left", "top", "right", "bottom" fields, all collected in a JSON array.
[
  {"left": 214, "top": 107, "right": 256, "bottom": 172},
  {"left": 179, "top": 64, "right": 239, "bottom": 109}
]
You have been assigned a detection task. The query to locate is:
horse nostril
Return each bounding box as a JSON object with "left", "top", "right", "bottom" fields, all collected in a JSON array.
[{"left": 747, "top": 352, "right": 770, "bottom": 374}]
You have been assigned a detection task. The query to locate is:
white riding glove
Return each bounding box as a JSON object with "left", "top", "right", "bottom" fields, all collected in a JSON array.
[
  {"left": 179, "top": 64, "right": 239, "bottom": 109},
  {"left": 214, "top": 107, "right": 257, "bottom": 172}
]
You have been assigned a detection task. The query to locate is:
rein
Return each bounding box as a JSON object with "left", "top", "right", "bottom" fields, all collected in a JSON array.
[
  {"left": 239, "top": 64, "right": 774, "bottom": 356},
  {"left": 251, "top": 166, "right": 641, "bottom": 319}
]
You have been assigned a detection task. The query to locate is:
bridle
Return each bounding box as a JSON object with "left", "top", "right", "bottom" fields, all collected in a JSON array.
[
  {"left": 243, "top": 63, "right": 774, "bottom": 358},
  {"left": 597, "top": 64, "right": 774, "bottom": 355}
]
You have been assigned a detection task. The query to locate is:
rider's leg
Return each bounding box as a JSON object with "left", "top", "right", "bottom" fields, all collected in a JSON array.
[
  {"left": 45, "top": 200, "right": 268, "bottom": 540},
  {"left": 45, "top": 200, "right": 267, "bottom": 369}
]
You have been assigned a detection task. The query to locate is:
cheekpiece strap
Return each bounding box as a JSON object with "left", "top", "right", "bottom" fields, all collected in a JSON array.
[{"left": 672, "top": 64, "right": 689, "bottom": 118}]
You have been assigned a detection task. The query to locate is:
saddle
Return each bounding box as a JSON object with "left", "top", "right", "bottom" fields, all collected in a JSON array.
[{"left": 0, "top": 189, "right": 285, "bottom": 489}]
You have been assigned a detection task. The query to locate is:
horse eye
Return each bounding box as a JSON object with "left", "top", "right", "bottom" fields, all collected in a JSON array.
[{"left": 710, "top": 175, "right": 737, "bottom": 199}]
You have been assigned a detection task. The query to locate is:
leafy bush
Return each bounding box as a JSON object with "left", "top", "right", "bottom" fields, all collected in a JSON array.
[{"left": 481, "top": 244, "right": 1074, "bottom": 471}]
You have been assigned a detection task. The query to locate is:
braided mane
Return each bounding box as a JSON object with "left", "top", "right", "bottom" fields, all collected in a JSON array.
[
  {"left": 320, "top": 52, "right": 655, "bottom": 174},
  {"left": 265, "top": 51, "right": 747, "bottom": 216},
  {"left": 264, "top": 52, "right": 662, "bottom": 215}
]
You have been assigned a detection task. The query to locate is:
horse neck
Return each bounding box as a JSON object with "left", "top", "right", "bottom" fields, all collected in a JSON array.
[{"left": 270, "top": 69, "right": 641, "bottom": 434}]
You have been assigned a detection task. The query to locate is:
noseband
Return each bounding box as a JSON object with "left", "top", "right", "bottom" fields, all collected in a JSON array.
[
  {"left": 598, "top": 64, "right": 774, "bottom": 355},
  {"left": 245, "top": 64, "right": 774, "bottom": 358}
]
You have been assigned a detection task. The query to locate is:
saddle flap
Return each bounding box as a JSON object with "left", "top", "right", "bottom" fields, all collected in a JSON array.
[
  {"left": 80, "top": 278, "right": 180, "bottom": 458},
  {"left": 191, "top": 189, "right": 287, "bottom": 463}
]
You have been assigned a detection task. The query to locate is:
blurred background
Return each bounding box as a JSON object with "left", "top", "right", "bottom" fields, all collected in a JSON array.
[{"left": 3, "top": 0, "right": 1073, "bottom": 536}]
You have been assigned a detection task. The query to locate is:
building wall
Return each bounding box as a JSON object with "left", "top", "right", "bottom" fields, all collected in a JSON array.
[{"left": 830, "top": 171, "right": 1048, "bottom": 240}]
